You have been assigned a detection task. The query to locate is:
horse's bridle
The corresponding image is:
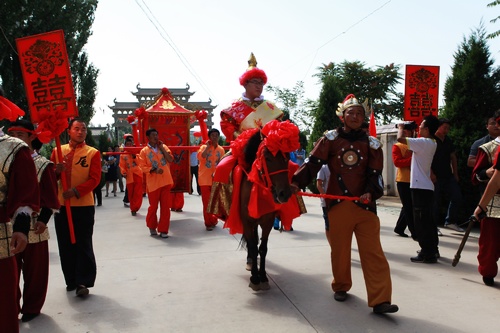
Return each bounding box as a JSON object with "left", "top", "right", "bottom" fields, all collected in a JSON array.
[{"left": 257, "top": 149, "right": 289, "bottom": 190}]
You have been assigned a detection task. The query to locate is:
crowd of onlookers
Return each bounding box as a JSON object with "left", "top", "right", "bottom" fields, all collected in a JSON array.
[{"left": 393, "top": 114, "right": 500, "bottom": 285}]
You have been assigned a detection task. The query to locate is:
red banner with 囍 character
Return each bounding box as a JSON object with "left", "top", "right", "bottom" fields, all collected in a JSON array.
[
  {"left": 404, "top": 65, "right": 440, "bottom": 123},
  {"left": 16, "top": 30, "right": 77, "bottom": 123}
]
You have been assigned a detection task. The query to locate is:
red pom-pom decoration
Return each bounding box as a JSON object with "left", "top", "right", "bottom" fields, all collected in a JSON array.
[
  {"left": 239, "top": 68, "right": 268, "bottom": 86},
  {"left": 135, "top": 106, "right": 146, "bottom": 119}
]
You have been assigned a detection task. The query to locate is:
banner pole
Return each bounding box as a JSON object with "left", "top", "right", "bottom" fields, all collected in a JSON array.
[{"left": 55, "top": 135, "right": 76, "bottom": 244}]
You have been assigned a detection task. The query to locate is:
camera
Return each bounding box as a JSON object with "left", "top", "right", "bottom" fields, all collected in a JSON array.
[{"left": 395, "top": 121, "right": 417, "bottom": 131}]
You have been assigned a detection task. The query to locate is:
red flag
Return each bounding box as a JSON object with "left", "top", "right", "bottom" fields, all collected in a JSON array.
[{"left": 369, "top": 110, "right": 377, "bottom": 137}]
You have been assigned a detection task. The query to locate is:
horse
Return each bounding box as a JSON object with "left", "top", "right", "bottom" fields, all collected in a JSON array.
[{"left": 230, "top": 120, "right": 300, "bottom": 291}]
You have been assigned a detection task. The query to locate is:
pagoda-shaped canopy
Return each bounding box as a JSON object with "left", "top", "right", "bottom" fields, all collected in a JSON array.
[
  {"left": 145, "top": 87, "right": 194, "bottom": 113},
  {"left": 109, "top": 83, "right": 216, "bottom": 131},
  {"left": 139, "top": 88, "right": 195, "bottom": 193}
]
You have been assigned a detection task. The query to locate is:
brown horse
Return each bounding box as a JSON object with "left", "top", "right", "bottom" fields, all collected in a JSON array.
[{"left": 235, "top": 121, "right": 300, "bottom": 291}]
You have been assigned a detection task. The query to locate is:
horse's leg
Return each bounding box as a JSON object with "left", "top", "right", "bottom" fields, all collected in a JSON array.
[
  {"left": 246, "top": 226, "right": 261, "bottom": 291},
  {"left": 258, "top": 214, "right": 274, "bottom": 291},
  {"left": 240, "top": 175, "right": 262, "bottom": 290}
]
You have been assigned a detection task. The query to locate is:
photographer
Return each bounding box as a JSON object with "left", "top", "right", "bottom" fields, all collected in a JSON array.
[{"left": 397, "top": 116, "right": 440, "bottom": 263}]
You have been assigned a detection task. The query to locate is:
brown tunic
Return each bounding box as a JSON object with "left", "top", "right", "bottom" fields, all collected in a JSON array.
[{"left": 292, "top": 128, "right": 384, "bottom": 213}]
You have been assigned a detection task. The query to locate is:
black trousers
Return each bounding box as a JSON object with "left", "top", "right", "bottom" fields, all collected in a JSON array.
[
  {"left": 190, "top": 165, "right": 200, "bottom": 194},
  {"left": 411, "top": 188, "right": 438, "bottom": 258},
  {"left": 93, "top": 173, "right": 104, "bottom": 206},
  {"left": 123, "top": 188, "right": 129, "bottom": 203},
  {"left": 395, "top": 182, "right": 415, "bottom": 237},
  {"left": 93, "top": 186, "right": 103, "bottom": 206},
  {"left": 54, "top": 206, "right": 97, "bottom": 288}
]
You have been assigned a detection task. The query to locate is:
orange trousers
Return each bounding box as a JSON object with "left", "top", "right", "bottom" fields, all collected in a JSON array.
[
  {"left": 146, "top": 185, "right": 172, "bottom": 233},
  {"left": 328, "top": 200, "right": 392, "bottom": 307},
  {"left": 127, "top": 174, "right": 143, "bottom": 213},
  {"left": 201, "top": 185, "right": 218, "bottom": 227}
]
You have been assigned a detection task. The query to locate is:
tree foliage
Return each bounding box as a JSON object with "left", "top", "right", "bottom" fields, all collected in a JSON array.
[
  {"left": 314, "top": 61, "right": 404, "bottom": 124},
  {"left": 442, "top": 25, "right": 500, "bottom": 214},
  {"left": 307, "top": 76, "right": 343, "bottom": 152},
  {"left": 487, "top": 0, "right": 500, "bottom": 39},
  {"left": 0, "top": 0, "right": 98, "bottom": 127},
  {"left": 266, "top": 81, "right": 310, "bottom": 150},
  {"left": 306, "top": 61, "right": 403, "bottom": 151}
]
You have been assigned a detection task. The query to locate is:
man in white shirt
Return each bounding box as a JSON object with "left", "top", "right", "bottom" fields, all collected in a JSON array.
[{"left": 397, "top": 115, "right": 440, "bottom": 263}]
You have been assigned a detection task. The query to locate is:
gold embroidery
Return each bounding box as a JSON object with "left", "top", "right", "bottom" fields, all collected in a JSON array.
[
  {"left": 0, "top": 222, "right": 13, "bottom": 259},
  {"left": 28, "top": 215, "right": 50, "bottom": 243}
]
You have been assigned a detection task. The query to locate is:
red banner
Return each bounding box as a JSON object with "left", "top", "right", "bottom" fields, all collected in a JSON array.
[
  {"left": 404, "top": 65, "right": 439, "bottom": 123},
  {"left": 16, "top": 30, "right": 77, "bottom": 123}
]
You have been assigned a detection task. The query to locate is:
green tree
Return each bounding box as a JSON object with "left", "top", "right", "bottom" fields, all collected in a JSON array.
[
  {"left": 442, "top": 26, "right": 500, "bottom": 215},
  {"left": 266, "top": 81, "right": 310, "bottom": 150},
  {"left": 487, "top": 1, "right": 500, "bottom": 39},
  {"left": 0, "top": 0, "right": 98, "bottom": 127},
  {"left": 308, "top": 75, "right": 343, "bottom": 152},
  {"left": 314, "top": 61, "right": 404, "bottom": 124},
  {"left": 97, "top": 131, "right": 112, "bottom": 153}
]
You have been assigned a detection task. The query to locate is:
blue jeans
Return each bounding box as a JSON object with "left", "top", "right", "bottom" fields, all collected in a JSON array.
[{"left": 433, "top": 176, "right": 463, "bottom": 225}]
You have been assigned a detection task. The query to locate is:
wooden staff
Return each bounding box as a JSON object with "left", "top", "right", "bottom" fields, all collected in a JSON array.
[{"left": 452, "top": 214, "right": 482, "bottom": 267}]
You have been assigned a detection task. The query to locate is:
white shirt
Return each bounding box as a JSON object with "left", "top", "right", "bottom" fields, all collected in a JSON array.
[
  {"left": 317, "top": 165, "right": 330, "bottom": 207},
  {"left": 407, "top": 137, "right": 437, "bottom": 191}
]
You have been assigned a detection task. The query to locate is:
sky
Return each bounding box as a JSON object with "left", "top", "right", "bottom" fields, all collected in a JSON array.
[{"left": 85, "top": 0, "right": 500, "bottom": 129}]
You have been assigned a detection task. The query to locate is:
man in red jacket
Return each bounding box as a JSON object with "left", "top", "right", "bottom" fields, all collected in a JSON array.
[
  {"left": 0, "top": 88, "right": 40, "bottom": 333},
  {"left": 9, "top": 119, "right": 60, "bottom": 322}
]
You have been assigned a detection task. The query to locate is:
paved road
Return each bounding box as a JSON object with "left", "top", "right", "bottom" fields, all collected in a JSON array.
[{"left": 19, "top": 192, "right": 498, "bottom": 333}]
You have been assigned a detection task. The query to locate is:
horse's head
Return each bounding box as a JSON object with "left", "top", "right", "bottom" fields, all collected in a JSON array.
[
  {"left": 247, "top": 120, "right": 300, "bottom": 204},
  {"left": 256, "top": 146, "right": 292, "bottom": 203}
]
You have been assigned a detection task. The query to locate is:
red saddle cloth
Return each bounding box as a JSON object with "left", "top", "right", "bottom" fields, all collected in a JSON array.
[{"left": 223, "top": 161, "right": 301, "bottom": 234}]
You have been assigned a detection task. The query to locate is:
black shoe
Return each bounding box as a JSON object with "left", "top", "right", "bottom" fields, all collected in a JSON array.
[
  {"left": 410, "top": 255, "right": 437, "bottom": 263},
  {"left": 417, "top": 250, "right": 440, "bottom": 259},
  {"left": 373, "top": 302, "right": 399, "bottom": 314},
  {"left": 131, "top": 211, "right": 137, "bottom": 216},
  {"left": 66, "top": 285, "right": 76, "bottom": 291},
  {"left": 76, "top": 285, "right": 89, "bottom": 297},
  {"left": 334, "top": 291, "right": 347, "bottom": 302},
  {"left": 394, "top": 230, "right": 409, "bottom": 237},
  {"left": 483, "top": 276, "right": 495, "bottom": 286},
  {"left": 21, "top": 313, "right": 40, "bottom": 322}
]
